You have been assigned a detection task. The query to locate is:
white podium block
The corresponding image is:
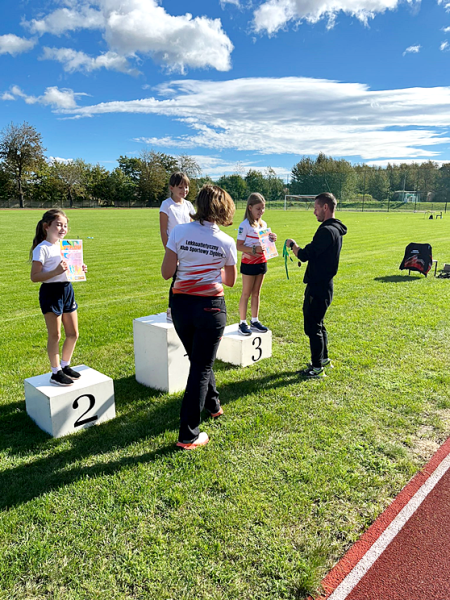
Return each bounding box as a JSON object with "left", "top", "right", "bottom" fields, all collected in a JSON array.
[
  {"left": 24, "top": 365, "right": 115, "bottom": 438},
  {"left": 216, "top": 324, "right": 272, "bottom": 367},
  {"left": 133, "top": 313, "right": 190, "bottom": 393}
]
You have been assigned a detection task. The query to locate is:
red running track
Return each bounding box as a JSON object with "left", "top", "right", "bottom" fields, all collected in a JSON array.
[{"left": 312, "top": 436, "right": 450, "bottom": 600}]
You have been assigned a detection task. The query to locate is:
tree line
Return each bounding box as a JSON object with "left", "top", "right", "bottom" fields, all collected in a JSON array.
[
  {"left": 1, "top": 122, "right": 449, "bottom": 208},
  {"left": 0, "top": 122, "right": 288, "bottom": 208},
  {"left": 290, "top": 153, "right": 450, "bottom": 204}
]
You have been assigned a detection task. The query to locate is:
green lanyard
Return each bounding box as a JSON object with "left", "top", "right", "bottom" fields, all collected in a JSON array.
[{"left": 283, "top": 241, "right": 294, "bottom": 280}]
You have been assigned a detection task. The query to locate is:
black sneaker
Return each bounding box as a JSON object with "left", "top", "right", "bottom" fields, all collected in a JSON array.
[
  {"left": 321, "top": 358, "right": 334, "bottom": 368},
  {"left": 250, "top": 320, "right": 268, "bottom": 333},
  {"left": 238, "top": 322, "right": 252, "bottom": 336},
  {"left": 62, "top": 365, "right": 81, "bottom": 379},
  {"left": 298, "top": 366, "right": 326, "bottom": 379},
  {"left": 50, "top": 370, "right": 74, "bottom": 386}
]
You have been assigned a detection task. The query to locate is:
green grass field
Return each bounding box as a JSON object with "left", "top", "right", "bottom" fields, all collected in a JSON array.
[{"left": 1, "top": 208, "right": 449, "bottom": 600}]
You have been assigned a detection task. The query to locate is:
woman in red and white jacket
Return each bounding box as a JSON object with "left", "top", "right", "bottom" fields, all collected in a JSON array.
[{"left": 161, "top": 185, "right": 237, "bottom": 450}]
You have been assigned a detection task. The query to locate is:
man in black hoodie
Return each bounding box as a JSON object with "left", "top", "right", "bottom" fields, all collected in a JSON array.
[{"left": 286, "top": 193, "right": 347, "bottom": 378}]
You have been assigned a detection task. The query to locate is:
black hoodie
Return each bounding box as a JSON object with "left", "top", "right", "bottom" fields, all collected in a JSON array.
[{"left": 296, "top": 218, "right": 347, "bottom": 289}]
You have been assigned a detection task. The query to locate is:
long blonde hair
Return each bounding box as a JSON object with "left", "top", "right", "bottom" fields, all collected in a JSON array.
[
  {"left": 29, "top": 209, "right": 67, "bottom": 261},
  {"left": 244, "top": 192, "right": 265, "bottom": 226}
]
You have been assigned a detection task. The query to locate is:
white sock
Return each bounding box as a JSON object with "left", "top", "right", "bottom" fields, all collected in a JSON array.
[
  {"left": 61, "top": 360, "right": 70, "bottom": 368},
  {"left": 240, "top": 320, "right": 247, "bottom": 325},
  {"left": 51, "top": 366, "right": 61, "bottom": 374},
  {"left": 251, "top": 317, "right": 258, "bottom": 323}
]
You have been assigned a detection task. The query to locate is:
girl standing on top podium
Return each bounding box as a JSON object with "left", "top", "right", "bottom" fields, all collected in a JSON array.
[
  {"left": 161, "top": 185, "right": 237, "bottom": 449},
  {"left": 30, "top": 209, "right": 87, "bottom": 387},
  {"left": 159, "top": 172, "right": 194, "bottom": 321},
  {"left": 237, "top": 193, "right": 277, "bottom": 336}
]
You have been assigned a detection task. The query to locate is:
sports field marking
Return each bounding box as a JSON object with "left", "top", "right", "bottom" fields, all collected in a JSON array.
[{"left": 326, "top": 449, "right": 450, "bottom": 600}]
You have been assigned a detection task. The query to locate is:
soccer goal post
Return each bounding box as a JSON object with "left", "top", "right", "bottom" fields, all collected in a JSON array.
[{"left": 284, "top": 195, "right": 317, "bottom": 210}]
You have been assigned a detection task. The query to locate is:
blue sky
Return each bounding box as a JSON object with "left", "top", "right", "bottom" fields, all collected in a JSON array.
[{"left": 1, "top": 0, "right": 450, "bottom": 178}]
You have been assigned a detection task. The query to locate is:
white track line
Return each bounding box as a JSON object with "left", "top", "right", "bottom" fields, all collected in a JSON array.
[{"left": 328, "top": 452, "right": 450, "bottom": 600}]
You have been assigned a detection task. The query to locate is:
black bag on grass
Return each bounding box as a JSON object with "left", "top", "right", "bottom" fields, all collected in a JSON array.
[{"left": 399, "top": 243, "right": 432, "bottom": 276}]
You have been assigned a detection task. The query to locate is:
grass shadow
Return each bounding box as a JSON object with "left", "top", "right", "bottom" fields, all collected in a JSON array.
[
  {"left": 0, "top": 368, "right": 302, "bottom": 509},
  {"left": 374, "top": 274, "right": 423, "bottom": 282}
]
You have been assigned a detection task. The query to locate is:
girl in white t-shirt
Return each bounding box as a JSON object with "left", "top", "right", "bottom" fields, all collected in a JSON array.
[
  {"left": 159, "top": 172, "right": 194, "bottom": 320},
  {"left": 237, "top": 193, "right": 277, "bottom": 336},
  {"left": 161, "top": 185, "right": 237, "bottom": 449},
  {"left": 30, "top": 209, "right": 87, "bottom": 387}
]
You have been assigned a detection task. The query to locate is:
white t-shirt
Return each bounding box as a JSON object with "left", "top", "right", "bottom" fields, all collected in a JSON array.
[
  {"left": 159, "top": 197, "right": 195, "bottom": 237},
  {"left": 237, "top": 218, "right": 268, "bottom": 265},
  {"left": 32, "top": 240, "right": 68, "bottom": 283},
  {"left": 167, "top": 221, "right": 237, "bottom": 296}
]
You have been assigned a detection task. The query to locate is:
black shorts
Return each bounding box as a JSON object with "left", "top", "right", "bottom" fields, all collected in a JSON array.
[
  {"left": 240, "top": 262, "right": 268, "bottom": 276},
  {"left": 39, "top": 282, "right": 78, "bottom": 316}
]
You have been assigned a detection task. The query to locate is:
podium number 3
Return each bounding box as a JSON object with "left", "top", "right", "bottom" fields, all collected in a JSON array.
[
  {"left": 73, "top": 394, "right": 99, "bottom": 428},
  {"left": 252, "top": 336, "right": 262, "bottom": 362}
]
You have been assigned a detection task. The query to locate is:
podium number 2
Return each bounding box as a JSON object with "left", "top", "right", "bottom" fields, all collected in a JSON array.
[
  {"left": 252, "top": 337, "right": 262, "bottom": 362},
  {"left": 73, "top": 394, "right": 98, "bottom": 428}
]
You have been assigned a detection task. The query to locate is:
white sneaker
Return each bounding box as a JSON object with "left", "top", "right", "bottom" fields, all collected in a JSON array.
[{"left": 176, "top": 432, "right": 209, "bottom": 449}]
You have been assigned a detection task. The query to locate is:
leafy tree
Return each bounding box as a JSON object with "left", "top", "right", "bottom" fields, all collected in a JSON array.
[
  {"left": 86, "top": 164, "right": 112, "bottom": 205},
  {"left": 0, "top": 122, "right": 45, "bottom": 207},
  {"left": 52, "top": 159, "right": 88, "bottom": 207},
  {"left": 264, "top": 167, "right": 285, "bottom": 201},
  {"left": 0, "top": 163, "right": 15, "bottom": 206},
  {"left": 30, "top": 161, "right": 65, "bottom": 207},
  {"left": 117, "top": 155, "right": 141, "bottom": 182},
  {"left": 435, "top": 163, "right": 450, "bottom": 202},
  {"left": 216, "top": 174, "right": 247, "bottom": 203},
  {"left": 291, "top": 153, "right": 356, "bottom": 200},
  {"left": 245, "top": 169, "right": 267, "bottom": 197},
  {"left": 177, "top": 154, "right": 202, "bottom": 179},
  {"left": 366, "top": 167, "right": 390, "bottom": 202},
  {"left": 139, "top": 150, "right": 168, "bottom": 206}
]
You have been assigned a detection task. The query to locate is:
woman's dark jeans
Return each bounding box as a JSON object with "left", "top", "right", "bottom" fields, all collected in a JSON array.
[{"left": 171, "top": 294, "right": 226, "bottom": 443}]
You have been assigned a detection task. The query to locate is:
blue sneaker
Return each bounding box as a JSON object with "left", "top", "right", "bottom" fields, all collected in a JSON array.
[
  {"left": 238, "top": 322, "right": 252, "bottom": 336},
  {"left": 250, "top": 320, "right": 268, "bottom": 333}
]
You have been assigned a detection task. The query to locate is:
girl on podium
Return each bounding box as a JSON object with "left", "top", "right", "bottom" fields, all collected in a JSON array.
[
  {"left": 159, "top": 172, "right": 194, "bottom": 321},
  {"left": 161, "top": 185, "right": 237, "bottom": 449},
  {"left": 30, "top": 209, "right": 87, "bottom": 387},
  {"left": 237, "top": 193, "right": 277, "bottom": 336}
]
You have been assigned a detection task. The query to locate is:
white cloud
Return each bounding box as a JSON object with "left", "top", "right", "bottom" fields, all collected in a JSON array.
[
  {"left": 53, "top": 76, "right": 450, "bottom": 161},
  {"left": 442, "top": 26, "right": 450, "bottom": 32},
  {"left": 253, "top": 0, "right": 419, "bottom": 35},
  {"left": 24, "top": 6, "right": 105, "bottom": 35},
  {"left": 440, "top": 40, "right": 449, "bottom": 51},
  {"left": 189, "top": 156, "right": 290, "bottom": 178},
  {"left": 0, "top": 34, "right": 36, "bottom": 55},
  {"left": 102, "top": 0, "right": 233, "bottom": 72},
  {"left": 403, "top": 44, "right": 420, "bottom": 55},
  {"left": 4, "top": 85, "right": 86, "bottom": 109},
  {"left": 42, "top": 47, "right": 140, "bottom": 75},
  {"left": 1, "top": 92, "right": 16, "bottom": 101},
  {"left": 23, "top": 0, "right": 233, "bottom": 73},
  {"left": 220, "top": 0, "right": 241, "bottom": 6},
  {"left": 48, "top": 157, "right": 74, "bottom": 164}
]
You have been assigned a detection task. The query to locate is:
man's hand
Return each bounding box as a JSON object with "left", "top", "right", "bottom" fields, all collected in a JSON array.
[{"left": 285, "top": 238, "right": 297, "bottom": 250}]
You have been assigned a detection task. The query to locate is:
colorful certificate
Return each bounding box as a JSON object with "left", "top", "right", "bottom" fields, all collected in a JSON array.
[
  {"left": 60, "top": 239, "right": 86, "bottom": 282},
  {"left": 258, "top": 228, "right": 278, "bottom": 260}
]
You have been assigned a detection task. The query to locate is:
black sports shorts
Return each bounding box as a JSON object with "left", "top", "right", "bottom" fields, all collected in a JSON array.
[
  {"left": 39, "top": 282, "right": 78, "bottom": 316},
  {"left": 240, "top": 262, "right": 268, "bottom": 276}
]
